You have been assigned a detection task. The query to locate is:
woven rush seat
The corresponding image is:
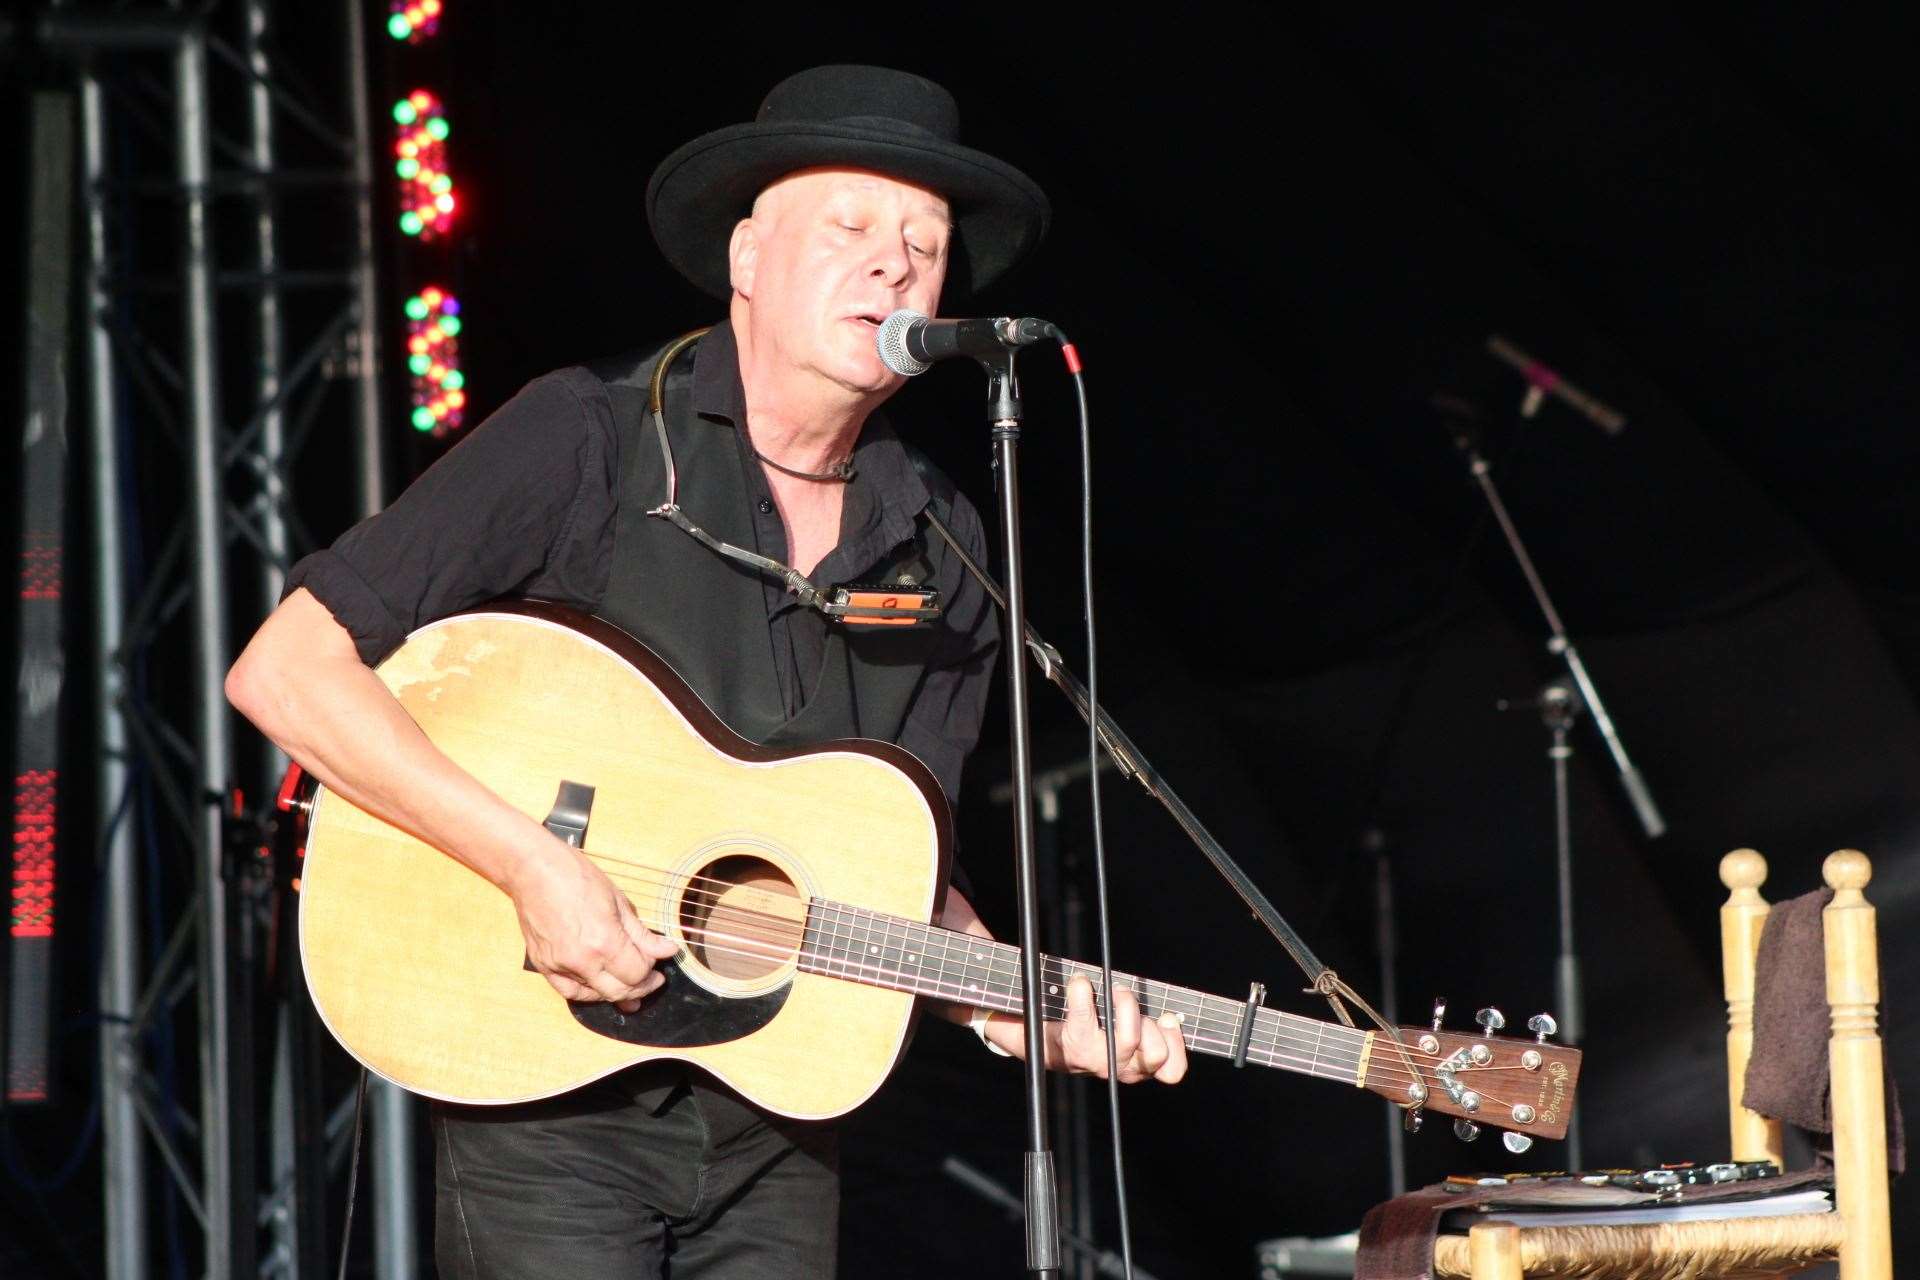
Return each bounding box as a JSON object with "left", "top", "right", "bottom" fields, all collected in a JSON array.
[{"left": 1432, "top": 1211, "right": 1846, "bottom": 1280}]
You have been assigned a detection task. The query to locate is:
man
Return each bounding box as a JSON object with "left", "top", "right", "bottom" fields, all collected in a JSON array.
[{"left": 226, "top": 64, "right": 1185, "bottom": 1277}]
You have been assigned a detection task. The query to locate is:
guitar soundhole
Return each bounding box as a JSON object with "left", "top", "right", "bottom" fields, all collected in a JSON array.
[{"left": 677, "top": 854, "right": 803, "bottom": 983}]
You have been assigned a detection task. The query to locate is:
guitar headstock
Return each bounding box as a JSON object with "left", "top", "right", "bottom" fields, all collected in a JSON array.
[{"left": 1361, "top": 1015, "right": 1582, "bottom": 1144}]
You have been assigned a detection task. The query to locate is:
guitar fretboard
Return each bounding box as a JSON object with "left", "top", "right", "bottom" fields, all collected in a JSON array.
[{"left": 797, "top": 898, "right": 1367, "bottom": 1085}]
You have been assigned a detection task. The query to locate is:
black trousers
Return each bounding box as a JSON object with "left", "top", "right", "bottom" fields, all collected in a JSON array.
[{"left": 432, "top": 1065, "right": 839, "bottom": 1278}]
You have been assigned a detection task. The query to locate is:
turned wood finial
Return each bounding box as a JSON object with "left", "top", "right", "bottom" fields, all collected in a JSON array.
[
  {"left": 1824, "top": 848, "right": 1870, "bottom": 895},
  {"left": 1720, "top": 848, "right": 1767, "bottom": 893}
]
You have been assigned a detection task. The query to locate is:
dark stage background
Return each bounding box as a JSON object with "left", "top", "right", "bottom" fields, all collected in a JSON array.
[{"left": 5, "top": 7, "right": 1918, "bottom": 1277}]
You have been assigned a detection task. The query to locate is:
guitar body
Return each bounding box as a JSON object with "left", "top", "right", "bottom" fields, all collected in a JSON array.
[{"left": 298, "top": 603, "right": 950, "bottom": 1119}]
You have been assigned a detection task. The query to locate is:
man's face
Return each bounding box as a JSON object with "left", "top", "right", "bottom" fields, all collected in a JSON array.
[{"left": 730, "top": 168, "right": 950, "bottom": 398}]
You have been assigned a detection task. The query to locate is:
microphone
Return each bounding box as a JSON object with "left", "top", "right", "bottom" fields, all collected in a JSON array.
[
  {"left": 876, "top": 310, "right": 1056, "bottom": 377},
  {"left": 1486, "top": 336, "right": 1627, "bottom": 435}
]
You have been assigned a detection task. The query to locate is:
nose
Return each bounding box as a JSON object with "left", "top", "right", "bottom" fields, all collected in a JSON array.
[{"left": 866, "top": 235, "right": 912, "bottom": 288}]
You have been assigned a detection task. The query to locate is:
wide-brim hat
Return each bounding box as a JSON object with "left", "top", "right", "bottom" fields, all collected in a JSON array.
[{"left": 647, "top": 64, "right": 1050, "bottom": 301}]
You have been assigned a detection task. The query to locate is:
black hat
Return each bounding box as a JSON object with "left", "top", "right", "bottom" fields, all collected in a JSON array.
[{"left": 646, "top": 64, "right": 1050, "bottom": 300}]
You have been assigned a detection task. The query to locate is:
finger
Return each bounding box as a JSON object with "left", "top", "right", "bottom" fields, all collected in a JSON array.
[
  {"left": 544, "top": 971, "right": 591, "bottom": 1003},
  {"left": 1133, "top": 1017, "right": 1171, "bottom": 1081},
  {"left": 618, "top": 894, "right": 682, "bottom": 959},
  {"left": 1154, "top": 1012, "right": 1190, "bottom": 1084},
  {"left": 1107, "top": 983, "right": 1143, "bottom": 1074},
  {"left": 1062, "top": 977, "right": 1099, "bottom": 1073}
]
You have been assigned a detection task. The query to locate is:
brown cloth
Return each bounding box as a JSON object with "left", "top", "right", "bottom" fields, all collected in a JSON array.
[
  {"left": 1742, "top": 886, "right": 1905, "bottom": 1174},
  {"left": 1353, "top": 1169, "right": 1831, "bottom": 1280}
]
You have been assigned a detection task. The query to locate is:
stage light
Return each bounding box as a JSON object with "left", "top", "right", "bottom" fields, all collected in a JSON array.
[
  {"left": 389, "top": 1, "right": 442, "bottom": 44},
  {"left": 406, "top": 289, "right": 466, "bottom": 436},
  {"left": 392, "top": 90, "right": 456, "bottom": 240}
]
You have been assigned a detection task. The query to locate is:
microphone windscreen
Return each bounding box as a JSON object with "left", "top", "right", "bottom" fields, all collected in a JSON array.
[{"left": 876, "top": 309, "right": 931, "bottom": 377}]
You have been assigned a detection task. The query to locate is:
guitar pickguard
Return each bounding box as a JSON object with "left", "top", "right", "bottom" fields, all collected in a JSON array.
[{"left": 567, "top": 959, "right": 791, "bottom": 1048}]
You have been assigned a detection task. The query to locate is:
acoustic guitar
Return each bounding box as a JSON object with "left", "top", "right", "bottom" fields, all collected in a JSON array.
[{"left": 296, "top": 602, "right": 1580, "bottom": 1139}]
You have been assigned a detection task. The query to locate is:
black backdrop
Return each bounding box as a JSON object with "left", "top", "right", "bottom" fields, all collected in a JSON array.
[{"left": 7, "top": 6, "right": 1920, "bottom": 1276}]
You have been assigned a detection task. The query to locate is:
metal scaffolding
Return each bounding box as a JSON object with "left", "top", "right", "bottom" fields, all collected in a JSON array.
[{"left": 20, "top": 4, "right": 405, "bottom": 1276}]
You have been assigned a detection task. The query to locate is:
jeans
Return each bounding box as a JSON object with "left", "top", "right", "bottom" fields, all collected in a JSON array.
[{"left": 432, "top": 1064, "right": 840, "bottom": 1278}]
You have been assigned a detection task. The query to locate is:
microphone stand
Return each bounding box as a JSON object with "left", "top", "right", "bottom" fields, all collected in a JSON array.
[
  {"left": 1496, "top": 678, "right": 1587, "bottom": 1167},
  {"left": 980, "top": 347, "right": 1063, "bottom": 1278},
  {"left": 1443, "top": 411, "right": 1667, "bottom": 841}
]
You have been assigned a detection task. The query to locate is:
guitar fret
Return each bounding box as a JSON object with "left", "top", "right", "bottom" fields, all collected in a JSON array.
[{"left": 800, "top": 898, "right": 1374, "bottom": 1087}]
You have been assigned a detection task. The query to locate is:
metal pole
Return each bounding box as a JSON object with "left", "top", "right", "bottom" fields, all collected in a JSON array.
[
  {"left": 342, "top": 4, "right": 415, "bottom": 1274},
  {"left": 177, "top": 26, "right": 248, "bottom": 1280},
  {"left": 83, "top": 70, "right": 151, "bottom": 1280},
  {"left": 241, "top": 4, "right": 304, "bottom": 1274}
]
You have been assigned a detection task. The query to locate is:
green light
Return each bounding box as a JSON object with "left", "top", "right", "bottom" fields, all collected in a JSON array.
[
  {"left": 439, "top": 315, "right": 462, "bottom": 337},
  {"left": 399, "top": 211, "right": 424, "bottom": 236},
  {"left": 392, "top": 99, "right": 418, "bottom": 126},
  {"left": 412, "top": 406, "right": 437, "bottom": 431},
  {"left": 387, "top": 14, "right": 411, "bottom": 38},
  {"left": 404, "top": 295, "right": 429, "bottom": 320},
  {"left": 442, "top": 369, "right": 465, "bottom": 390},
  {"left": 429, "top": 174, "right": 452, "bottom": 195},
  {"left": 425, "top": 117, "right": 450, "bottom": 141},
  {"left": 396, "top": 157, "right": 421, "bottom": 180},
  {"left": 409, "top": 354, "right": 432, "bottom": 375}
]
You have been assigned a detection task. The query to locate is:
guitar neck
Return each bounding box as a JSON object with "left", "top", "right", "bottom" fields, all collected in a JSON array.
[{"left": 796, "top": 899, "right": 1370, "bottom": 1088}]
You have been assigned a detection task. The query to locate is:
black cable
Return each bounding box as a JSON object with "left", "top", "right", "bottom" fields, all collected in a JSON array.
[
  {"left": 1057, "top": 331, "right": 1137, "bottom": 1280},
  {"left": 336, "top": 1067, "right": 370, "bottom": 1280}
]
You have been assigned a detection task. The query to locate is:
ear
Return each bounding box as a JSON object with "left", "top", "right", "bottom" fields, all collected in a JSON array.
[{"left": 727, "top": 218, "right": 758, "bottom": 299}]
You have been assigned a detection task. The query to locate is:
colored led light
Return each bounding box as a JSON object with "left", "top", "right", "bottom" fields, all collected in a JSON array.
[
  {"left": 408, "top": 354, "right": 432, "bottom": 375},
  {"left": 439, "top": 315, "right": 462, "bottom": 336},
  {"left": 388, "top": 14, "right": 412, "bottom": 38},
  {"left": 435, "top": 193, "right": 455, "bottom": 214},
  {"left": 446, "top": 391, "right": 466, "bottom": 409},
  {"left": 393, "top": 99, "right": 418, "bottom": 125},
  {"left": 399, "top": 211, "right": 424, "bottom": 235},
  {"left": 412, "top": 406, "right": 436, "bottom": 430},
  {"left": 421, "top": 287, "right": 442, "bottom": 306},
  {"left": 405, "top": 296, "right": 429, "bottom": 320},
  {"left": 410, "top": 90, "right": 431, "bottom": 111},
  {"left": 426, "top": 117, "right": 450, "bottom": 141},
  {"left": 430, "top": 174, "right": 453, "bottom": 195},
  {"left": 442, "top": 370, "right": 466, "bottom": 391},
  {"left": 396, "top": 157, "right": 420, "bottom": 180}
]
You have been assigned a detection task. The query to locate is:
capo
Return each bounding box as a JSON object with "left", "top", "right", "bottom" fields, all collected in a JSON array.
[{"left": 1231, "top": 981, "right": 1266, "bottom": 1068}]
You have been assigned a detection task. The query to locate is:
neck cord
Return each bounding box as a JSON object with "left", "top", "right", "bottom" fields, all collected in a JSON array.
[{"left": 749, "top": 446, "right": 855, "bottom": 483}]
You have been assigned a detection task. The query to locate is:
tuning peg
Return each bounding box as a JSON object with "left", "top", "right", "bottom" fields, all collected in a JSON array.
[
  {"left": 1475, "top": 1007, "right": 1506, "bottom": 1034},
  {"left": 1403, "top": 1109, "right": 1424, "bottom": 1135},
  {"left": 1502, "top": 1131, "right": 1534, "bottom": 1154},
  {"left": 1527, "top": 1013, "right": 1558, "bottom": 1043},
  {"left": 1453, "top": 1118, "right": 1481, "bottom": 1143},
  {"left": 1430, "top": 997, "right": 1448, "bottom": 1031}
]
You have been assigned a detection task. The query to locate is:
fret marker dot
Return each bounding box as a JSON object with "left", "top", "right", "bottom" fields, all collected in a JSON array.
[
  {"left": 1048, "top": 984, "right": 1059, "bottom": 996},
  {"left": 869, "top": 945, "right": 879, "bottom": 955},
  {"left": 908, "top": 955, "right": 916, "bottom": 963},
  {"left": 968, "top": 982, "right": 980, "bottom": 992}
]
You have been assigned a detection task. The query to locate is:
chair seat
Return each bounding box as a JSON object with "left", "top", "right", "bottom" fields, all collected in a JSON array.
[{"left": 1432, "top": 1213, "right": 1846, "bottom": 1280}]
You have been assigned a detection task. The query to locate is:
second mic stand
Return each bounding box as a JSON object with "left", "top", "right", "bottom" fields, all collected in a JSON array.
[{"left": 1444, "top": 414, "right": 1667, "bottom": 842}]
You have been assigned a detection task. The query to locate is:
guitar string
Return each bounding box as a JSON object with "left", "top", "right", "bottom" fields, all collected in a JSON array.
[
  {"left": 473, "top": 849, "right": 1541, "bottom": 1103},
  {"left": 575, "top": 866, "right": 1532, "bottom": 1097},
  {"left": 652, "top": 915, "right": 1547, "bottom": 1114}
]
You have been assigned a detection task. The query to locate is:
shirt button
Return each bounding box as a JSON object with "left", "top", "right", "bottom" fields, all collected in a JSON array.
[{"left": 758, "top": 498, "right": 773, "bottom": 515}]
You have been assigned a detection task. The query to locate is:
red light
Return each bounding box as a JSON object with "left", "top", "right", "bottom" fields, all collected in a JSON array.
[
  {"left": 11, "top": 770, "right": 56, "bottom": 938},
  {"left": 408, "top": 335, "right": 430, "bottom": 354},
  {"left": 409, "top": 90, "right": 431, "bottom": 111},
  {"left": 422, "top": 287, "right": 443, "bottom": 306}
]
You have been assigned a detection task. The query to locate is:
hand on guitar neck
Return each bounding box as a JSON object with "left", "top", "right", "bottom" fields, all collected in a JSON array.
[{"left": 936, "top": 892, "right": 1190, "bottom": 1085}]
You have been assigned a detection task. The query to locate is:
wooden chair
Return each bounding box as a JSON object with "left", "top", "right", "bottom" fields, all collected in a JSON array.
[{"left": 1432, "top": 848, "right": 1894, "bottom": 1280}]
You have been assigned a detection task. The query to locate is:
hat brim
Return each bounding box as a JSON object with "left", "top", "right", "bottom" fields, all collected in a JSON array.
[{"left": 647, "top": 120, "right": 1050, "bottom": 301}]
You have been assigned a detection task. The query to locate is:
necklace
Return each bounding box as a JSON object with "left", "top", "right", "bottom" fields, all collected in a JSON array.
[{"left": 750, "top": 446, "right": 856, "bottom": 483}]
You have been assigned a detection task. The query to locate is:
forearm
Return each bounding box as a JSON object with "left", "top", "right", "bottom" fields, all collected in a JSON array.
[{"left": 225, "top": 588, "right": 558, "bottom": 893}]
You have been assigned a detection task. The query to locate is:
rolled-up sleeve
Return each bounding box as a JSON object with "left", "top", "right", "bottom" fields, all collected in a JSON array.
[{"left": 283, "top": 369, "right": 619, "bottom": 665}]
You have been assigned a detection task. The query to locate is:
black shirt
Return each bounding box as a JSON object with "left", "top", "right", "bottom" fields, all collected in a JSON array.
[{"left": 284, "top": 321, "right": 999, "bottom": 810}]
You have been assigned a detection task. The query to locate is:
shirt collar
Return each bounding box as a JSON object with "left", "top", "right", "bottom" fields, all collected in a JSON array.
[{"left": 690, "top": 318, "right": 933, "bottom": 531}]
